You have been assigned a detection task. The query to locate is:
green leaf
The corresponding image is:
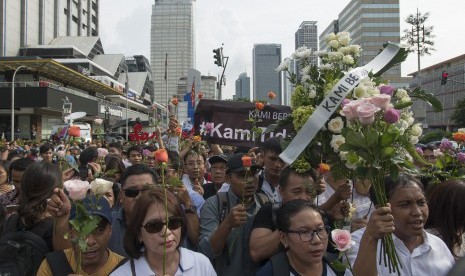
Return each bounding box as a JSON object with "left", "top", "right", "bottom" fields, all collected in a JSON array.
[
  {"left": 381, "top": 147, "right": 395, "bottom": 159},
  {"left": 380, "top": 132, "right": 397, "bottom": 147},
  {"left": 263, "top": 123, "right": 278, "bottom": 134},
  {"left": 373, "top": 43, "right": 409, "bottom": 77},
  {"left": 365, "top": 129, "right": 379, "bottom": 148},
  {"left": 393, "top": 101, "right": 413, "bottom": 109},
  {"left": 409, "top": 87, "right": 443, "bottom": 112},
  {"left": 330, "top": 260, "right": 349, "bottom": 272}
]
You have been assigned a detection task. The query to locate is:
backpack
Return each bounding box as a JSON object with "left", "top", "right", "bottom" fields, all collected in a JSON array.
[
  {"left": 0, "top": 214, "right": 51, "bottom": 276},
  {"left": 270, "top": 251, "right": 345, "bottom": 276}
]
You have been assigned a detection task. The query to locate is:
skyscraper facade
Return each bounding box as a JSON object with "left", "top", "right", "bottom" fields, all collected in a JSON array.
[
  {"left": 253, "top": 44, "right": 282, "bottom": 104},
  {"left": 235, "top": 72, "right": 250, "bottom": 100},
  {"left": 0, "top": 0, "right": 99, "bottom": 57},
  {"left": 283, "top": 58, "right": 297, "bottom": 106},
  {"left": 151, "top": 0, "right": 195, "bottom": 108},
  {"left": 320, "top": 0, "right": 405, "bottom": 86},
  {"left": 295, "top": 21, "right": 318, "bottom": 65}
]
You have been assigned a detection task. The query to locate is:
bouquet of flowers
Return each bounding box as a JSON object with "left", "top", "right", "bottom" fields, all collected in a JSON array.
[{"left": 277, "top": 31, "right": 442, "bottom": 274}]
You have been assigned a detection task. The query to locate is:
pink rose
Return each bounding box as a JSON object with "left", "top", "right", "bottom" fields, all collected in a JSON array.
[
  {"left": 457, "top": 152, "right": 465, "bottom": 163},
  {"left": 384, "top": 108, "right": 401, "bottom": 124},
  {"left": 415, "top": 147, "right": 424, "bottom": 155},
  {"left": 205, "top": 122, "right": 214, "bottom": 133},
  {"left": 368, "top": 94, "right": 391, "bottom": 110},
  {"left": 357, "top": 103, "right": 380, "bottom": 125},
  {"left": 64, "top": 179, "right": 90, "bottom": 201},
  {"left": 94, "top": 118, "right": 103, "bottom": 125},
  {"left": 341, "top": 98, "right": 351, "bottom": 107},
  {"left": 379, "top": 85, "right": 395, "bottom": 96},
  {"left": 331, "top": 229, "right": 355, "bottom": 252},
  {"left": 97, "top": 148, "right": 108, "bottom": 158},
  {"left": 341, "top": 99, "right": 367, "bottom": 122}
]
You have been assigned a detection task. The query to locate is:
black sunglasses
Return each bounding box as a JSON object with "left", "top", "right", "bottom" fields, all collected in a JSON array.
[
  {"left": 142, "top": 217, "right": 183, "bottom": 233},
  {"left": 122, "top": 187, "right": 150, "bottom": 198}
]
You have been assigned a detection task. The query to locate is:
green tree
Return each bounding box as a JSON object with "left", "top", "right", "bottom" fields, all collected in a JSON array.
[
  {"left": 401, "top": 9, "right": 435, "bottom": 86},
  {"left": 451, "top": 98, "right": 465, "bottom": 127}
]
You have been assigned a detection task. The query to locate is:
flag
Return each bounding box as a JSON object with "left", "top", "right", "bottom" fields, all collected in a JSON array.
[
  {"left": 191, "top": 77, "right": 196, "bottom": 107},
  {"left": 164, "top": 53, "right": 168, "bottom": 81}
]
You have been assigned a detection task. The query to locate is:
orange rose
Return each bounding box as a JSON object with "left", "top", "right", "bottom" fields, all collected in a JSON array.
[
  {"left": 318, "top": 163, "right": 330, "bottom": 175},
  {"left": 154, "top": 149, "right": 168, "bottom": 163},
  {"left": 171, "top": 97, "right": 179, "bottom": 106},
  {"left": 453, "top": 132, "right": 465, "bottom": 142},
  {"left": 255, "top": 101, "right": 264, "bottom": 111},
  {"left": 193, "top": 135, "right": 202, "bottom": 142},
  {"left": 175, "top": 127, "right": 182, "bottom": 136},
  {"left": 268, "top": 90, "right": 276, "bottom": 99},
  {"left": 198, "top": 92, "right": 204, "bottom": 99},
  {"left": 242, "top": 155, "right": 252, "bottom": 167}
]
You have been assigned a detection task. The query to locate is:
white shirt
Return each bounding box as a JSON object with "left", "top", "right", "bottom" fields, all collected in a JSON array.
[
  {"left": 347, "top": 228, "right": 455, "bottom": 276},
  {"left": 259, "top": 172, "right": 281, "bottom": 204},
  {"left": 110, "top": 247, "right": 217, "bottom": 276}
]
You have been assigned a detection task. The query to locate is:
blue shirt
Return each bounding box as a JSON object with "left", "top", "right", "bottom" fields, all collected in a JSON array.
[{"left": 108, "top": 208, "right": 128, "bottom": 257}]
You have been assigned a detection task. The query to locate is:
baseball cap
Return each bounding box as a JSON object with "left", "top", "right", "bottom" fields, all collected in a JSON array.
[
  {"left": 226, "top": 153, "right": 262, "bottom": 173},
  {"left": 70, "top": 195, "right": 112, "bottom": 224},
  {"left": 208, "top": 154, "right": 228, "bottom": 165}
]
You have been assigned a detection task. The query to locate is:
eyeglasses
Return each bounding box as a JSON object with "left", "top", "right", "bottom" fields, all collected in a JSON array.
[
  {"left": 122, "top": 187, "right": 150, "bottom": 198},
  {"left": 285, "top": 226, "right": 330, "bottom": 242},
  {"left": 142, "top": 217, "right": 183, "bottom": 233}
]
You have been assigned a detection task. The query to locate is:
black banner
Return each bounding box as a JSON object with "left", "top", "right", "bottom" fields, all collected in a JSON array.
[{"left": 194, "top": 99, "right": 294, "bottom": 147}]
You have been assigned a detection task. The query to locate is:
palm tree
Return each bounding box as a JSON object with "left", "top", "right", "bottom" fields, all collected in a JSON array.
[{"left": 401, "top": 9, "right": 435, "bottom": 87}]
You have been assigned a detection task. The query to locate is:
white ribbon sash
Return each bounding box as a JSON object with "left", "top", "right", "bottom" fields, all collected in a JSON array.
[{"left": 280, "top": 43, "right": 401, "bottom": 164}]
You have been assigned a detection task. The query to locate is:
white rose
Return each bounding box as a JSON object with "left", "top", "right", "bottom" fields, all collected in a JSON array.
[
  {"left": 314, "top": 50, "right": 327, "bottom": 57},
  {"left": 396, "top": 88, "right": 408, "bottom": 99},
  {"left": 329, "top": 40, "right": 339, "bottom": 49},
  {"left": 411, "top": 123, "right": 423, "bottom": 137},
  {"left": 308, "top": 89, "right": 316, "bottom": 98},
  {"left": 328, "top": 52, "right": 343, "bottom": 62},
  {"left": 330, "top": 135, "right": 346, "bottom": 153},
  {"left": 367, "top": 87, "right": 380, "bottom": 96},
  {"left": 458, "top": 128, "right": 465, "bottom": 133},
  {"left": 345, "top": 162, "right": 357, "bottom": 170},
  {"left": 325, "top": 33, "right": 337, "bottom": 43},
  {"left": 90, "top": 178, "right": 113, "bottom": 196},
  {"left": 339, "top": 151, "right": 348, "bottom": 161},
  {"left": 342, "top": 55, "right": 354, "bottom": 65},
  {"left": 354, "top": 86, "right": 369, "bottom": 98},
  {"left": 399, "top": 95, "right": 411, "bottom": 103},
  {"left": 349, "top": 45, "right": 361, "bottom": 55},
  {"left": 336, "top": 31, "right": 350, "bottom": 39},
  {"left": 328, "top": 117, "right": 344, "bottom": 133},
  {"left": 406, "top": 116, "right": 415, "bottom": 125},
  {"left": 338, "top": 47, "right": 350, "bottom": 55}
]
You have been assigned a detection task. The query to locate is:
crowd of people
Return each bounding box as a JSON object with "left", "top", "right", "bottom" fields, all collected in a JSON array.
[{"left": 0, "top": 119, "right": 463, "bottom": 276}]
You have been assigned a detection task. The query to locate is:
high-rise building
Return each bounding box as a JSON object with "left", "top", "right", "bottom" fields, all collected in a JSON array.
[
  {"left": 151, "top": 0, "right": 195, "bottom": 108},
  {"left": 320, "top": 0, "right": 407, "bottom": 86},
  {"left": 235, "top": 72, "right": 250, "bottom": 100},
  {"left": 319, "top": 20, "right": 339, "bottom": 51},
  {"left": 253, "top": 44, "right": 282, "bottom": 104},
  {"left": 295, "top": 21, "right": 318, "bottom": 65},
  {"left": 0, "top": 0, "right": 99, "bottom": 57},
  {"left": 283, "top": 58, "right": 298, "bottom": 106}
]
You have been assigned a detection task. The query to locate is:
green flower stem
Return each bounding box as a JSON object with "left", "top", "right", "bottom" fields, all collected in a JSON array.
[{"left": 344, "top": 251, "right": 354, "bottom": 275}]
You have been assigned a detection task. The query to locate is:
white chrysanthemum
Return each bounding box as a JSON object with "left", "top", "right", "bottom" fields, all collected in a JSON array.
[
  {"left": 328, "top": 40, "right": 339, "bottom": 49},
  {"left": 308, "top": 89, "right": 317, "bottom": 98},
  {"left": 314, "top": 50, "right": 327, "bottom": 57},
  {"left": 337, "top": 31, "right": 350, "bottom": 39},
  {"left": 328, "top": 117, "right": 344, "bottom": 133},
  {"left": 339, "top": 151, "right": 348, "bottom": 161},
  {"left": 292, "top": 46, "right": 312, "bottom": 59},
  {"left": 348, "top": 45, "right": 361, "bottom": 55},
  {"left": 338, "top": 47, "right": 351, "bottom": 55},
  {"left": 319, "top": 64, "right": 333, "bottom": 70},
  {"left": 330, "top": 135, "right": 346, "bottom": 153},
  {"left": 396, "top": 88, "right": 408, "bottom": 99},
  {"left": 411, "top": 123, "right": 423, "bottom": 137},
  {"left": 410, "top": 136, "right": 419, "bottom": 145},
  {"left": 276, "top": 58, "right": 290, "bottom": 72},
  {"left": 301, "top": 74, "right": 312, "bottom": 83},
  {"left": 325, "top": 33, "right": 337, "bottom": 43},
  {"left": 328, "top": 52, "right": 343, "bottom": 62},
  {"left": 354, "top": 86, "right": 369, "bottom": 98},
  {"left": 342, "top": 55, "right": 355, "bottom": 65},
  {"left": 367, "top": 87, "right": 380, "bottom": 96},
  {"left": 338, "top": 35, "right": 351, "bottom": 46},
  {"left": 90, "top": 178, "right": 113, "bottom": 196},
  {"left": 301, "top": 66, "right": 312, "bottom": 76}
]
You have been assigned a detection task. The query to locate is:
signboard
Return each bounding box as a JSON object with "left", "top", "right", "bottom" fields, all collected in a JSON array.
[{"left": 194, "top": 99, "right": 294, "bottom": 147}]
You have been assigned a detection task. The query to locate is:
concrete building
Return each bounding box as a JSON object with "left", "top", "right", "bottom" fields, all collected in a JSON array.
[
  {"left": 320, "top": 0, "right": 409, "bottom": 87},
  {"left": 235, "top": 72, "right": 250, "bottom": 100},
  {"left": 151, "top": 0, "right": 195, "bottom": 108},
  {"left": 253, "top": 44, "right": 282, "bottom": 104},
  {"left": 409, "top": 54, "right": 465, "bottom": 130},
  {"left": 319, "top": 20, "right": 339, "bottom": 52},
  {"left": 0, "top": 0, "right": 99, "bottom": 57},
  {"left": 295, "top": 21, "right": 318, "bottom": 66},
  {"left": 283, "top": 58, "right": 298, "bottom": 106}
]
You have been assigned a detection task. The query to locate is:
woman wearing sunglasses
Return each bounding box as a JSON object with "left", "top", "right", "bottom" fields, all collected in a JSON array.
[
  {"left": 110, "top": 188, "right": 216, "bottom": 275},
  {"left": 255, "top": 199, "right": 351, "bottom": 276}
]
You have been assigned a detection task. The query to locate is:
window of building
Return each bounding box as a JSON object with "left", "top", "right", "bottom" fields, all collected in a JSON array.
[
  {"left": 64, "top": 8, "right": 67, "bottom": 15},
  {"left": 72, "top": 15, "right": 78, "bottom": 23}
]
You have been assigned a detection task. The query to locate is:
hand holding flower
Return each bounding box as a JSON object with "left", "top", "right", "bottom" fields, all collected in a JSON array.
[{"left": 46, "top": 188, "right": 71, "bottom": 219}]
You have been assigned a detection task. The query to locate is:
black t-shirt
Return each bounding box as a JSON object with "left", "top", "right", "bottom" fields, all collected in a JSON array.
[
  {"left": 252, "top": 202, "right": 276, "bottom": 231},
  {"left": 202, "top": 182, "right": 218, "bottom": 200}
]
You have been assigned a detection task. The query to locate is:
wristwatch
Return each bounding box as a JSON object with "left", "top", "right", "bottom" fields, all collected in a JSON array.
[{"left": 184, "top": 205, "right": 197, "bottom": 215}]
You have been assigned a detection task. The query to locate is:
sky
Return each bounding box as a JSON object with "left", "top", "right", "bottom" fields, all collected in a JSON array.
[{"left": 100, "top": 0, "right": 464, "bottom": 101}]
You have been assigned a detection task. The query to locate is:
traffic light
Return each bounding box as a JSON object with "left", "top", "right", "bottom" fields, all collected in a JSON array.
[
  {"left": 213, "top": 48, "right": 223, "bottom": 67},
  {"left": 441, "top": 71, "right": 448, "bottom": 85}
]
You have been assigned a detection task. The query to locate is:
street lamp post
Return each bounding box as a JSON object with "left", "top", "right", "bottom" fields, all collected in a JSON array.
[{"left": 11, "top": 65, "right": 27, "bottom": 142}]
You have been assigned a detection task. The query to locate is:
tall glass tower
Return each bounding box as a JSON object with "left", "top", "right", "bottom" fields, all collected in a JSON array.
[
  {"left": 253, "top": 44, "right": 282, "bottom": 104},
  {"left": 150, "top": 0, "right": 195, "bottom": 107}
]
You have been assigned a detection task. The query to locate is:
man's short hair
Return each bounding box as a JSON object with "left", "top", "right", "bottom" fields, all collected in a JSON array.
[
  {"left": 39, "top": 143, "right": 53, "bottom": 154},
  {"left": 260, "top": 138, "right": 282, "bottom": 155},
  {"left": 120, "top": 164, "right": 158, "bottom": 188}
]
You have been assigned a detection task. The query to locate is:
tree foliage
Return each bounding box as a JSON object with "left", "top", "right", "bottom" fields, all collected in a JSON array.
[
  {"left": 401, "top": 10, "right": 435, "bottom": 56},
  {"left": 451, "top": 97, "right": 465, "bottom": 127}
]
